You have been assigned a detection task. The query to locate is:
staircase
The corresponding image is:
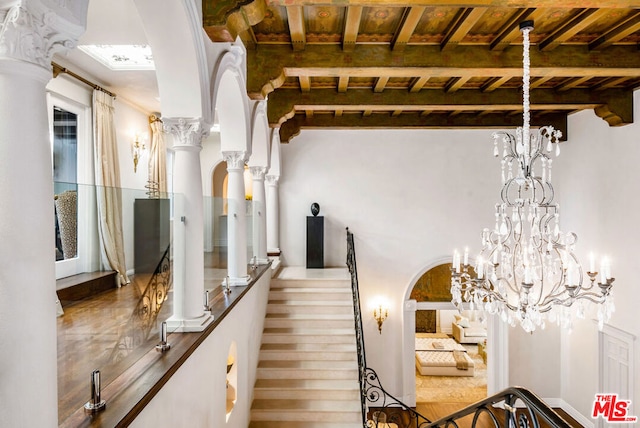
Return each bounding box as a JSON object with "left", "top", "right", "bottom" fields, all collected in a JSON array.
[{"left": 249, "top": 269, "right": 362, "bottom": 428}]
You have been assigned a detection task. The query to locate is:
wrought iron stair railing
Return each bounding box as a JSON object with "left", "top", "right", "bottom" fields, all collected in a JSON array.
[
  {"left": 346, "top": 228, "right": 432, "bottom": 427},
  {"left": 346, "top": 228, "right": 575, "bottom": 428}
]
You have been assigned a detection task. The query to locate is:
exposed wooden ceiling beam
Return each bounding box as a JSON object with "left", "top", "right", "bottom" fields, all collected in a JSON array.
[
  {"left": 299, "top": 75, "right": 311, "bottom": 92},
  {"left": 374, "top": 76, "right": 390, "bottom": 93},
  {"left": 277, "top": 112, "right": 570, "bottom": 144},
  {"left": 539, "top": 9, "right": 610, "bottom": 51},
  {"left": 589, "top": 11, "right": 640, "bottom": 50},
  {"left": 338, "top": 76, "right": 350, "bottom": 93},
  {"left": 342, "top": 6, "right": 363, "bottom": 51},
  {"left": 287, "top": 6, "right": 306, "bottom": 51},
  {"left": 410, "top": 76, "right": 429, "bottom": 93},
  {"left": 263, "top": 1, "right": 640, "bottom": 8},
  {"left": 441, "top": 7, "right": 487, "bottom": 51},
  {"left": 445, "top": 76, "right": 472, "bottom": 92},
  {"left": 247, "top": 44, "right": 640, "bottom": 97},
  {"left": 556, "top": 76, "right": 592, "bottom": 92},
  {"left": 481, "top": 76, "right": 513, "bottom": 92},
  {"left": 595, "top": 76, "right": 633, "bottom": 90},
  {"left": 391, "top": 6, "right": 426, "bottom": 51},
  {"left": 267, "top": 87, "right": 633, "bottom": 128}
]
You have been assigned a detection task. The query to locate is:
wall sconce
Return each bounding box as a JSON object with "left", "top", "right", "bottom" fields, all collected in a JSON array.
[
  {"left": 131, "top": 133, "right": 147, "bottom": 173},
  {"left": 373, "top": 304, "right": 388, "bottom": 334}
]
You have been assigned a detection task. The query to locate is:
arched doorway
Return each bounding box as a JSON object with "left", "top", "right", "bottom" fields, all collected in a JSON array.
[
  {"left": 411, "top": 263, "right": 487, "bottom": 404},
  {"left": 402, "top": 260, "right": 508, "bottom": 408}
]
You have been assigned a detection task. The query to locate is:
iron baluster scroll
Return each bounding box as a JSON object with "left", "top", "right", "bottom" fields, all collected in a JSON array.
[{"left": 109, "top": 244, "right": 172, "bottom": 362}]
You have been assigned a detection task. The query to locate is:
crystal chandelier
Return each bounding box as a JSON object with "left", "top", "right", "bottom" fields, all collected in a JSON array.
[{"left": 450, "top": 21, "right": 615, "bottom": 333}]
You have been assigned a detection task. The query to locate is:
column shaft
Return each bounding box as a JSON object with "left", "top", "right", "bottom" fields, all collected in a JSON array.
[
  {"left": 0, "top": 60, "right": 58, "bottom": 428},
  {"left": 224, "top": 151, "right": 249, "bottom": 285},
  {"left": 266, "top": 175, "right": 280, "bottom": 254},
  {"left": 251, "top": 167, "right": 268, "bottom": 263},
  {"left": 164, "top": 118, "right": 212, "bottom": 331}
]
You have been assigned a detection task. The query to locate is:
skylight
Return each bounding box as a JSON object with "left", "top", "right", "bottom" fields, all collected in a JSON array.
[{"left": 78, "top": 45, "right": 155, "bottom": 71}]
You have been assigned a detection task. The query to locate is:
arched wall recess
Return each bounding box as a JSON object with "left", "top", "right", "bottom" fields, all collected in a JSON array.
[{"left": 212, "top": 46, "right": 252, "bottom": 154}]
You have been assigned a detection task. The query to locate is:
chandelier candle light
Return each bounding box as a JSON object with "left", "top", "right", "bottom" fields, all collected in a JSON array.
[{"left": 450, "top": 21, "right": 615, "bottom": 333}]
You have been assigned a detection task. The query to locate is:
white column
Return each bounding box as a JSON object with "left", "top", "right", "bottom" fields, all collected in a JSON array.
[
  {"left": 223, "top": 151, "right": 250, "bottom": 285},
  {"left": 0, "top": 3, "right": 87, "bottom": 426},
  {"left": 250, "top": 167, "right": 268, "bottom": 264},
  {"left": 265, "top": 174, "right": 280, "bottom": 254},
  {"left": 163, "top": 118, "right": 212, "bottom": 331}
]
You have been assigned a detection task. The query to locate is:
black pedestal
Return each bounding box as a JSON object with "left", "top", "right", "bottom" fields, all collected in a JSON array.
[
  {"left": 134, "top": 199, "right": 170, "bottom": 274},
  {"left": 306, "top": 216, "right": 324, "bottom": 268}
]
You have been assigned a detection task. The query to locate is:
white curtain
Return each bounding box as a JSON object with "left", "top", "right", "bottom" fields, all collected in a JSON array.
[
  {"left": 148, "top": 115, "right": 167, "bottom": 195},
  {"left": 93, "top": 90, "right": 130, "bottom": 286}
]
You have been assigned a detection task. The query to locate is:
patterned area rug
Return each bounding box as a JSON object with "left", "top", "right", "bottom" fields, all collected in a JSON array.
[{"left": 416, "top": 343, "right": 487, "bottom": 403}]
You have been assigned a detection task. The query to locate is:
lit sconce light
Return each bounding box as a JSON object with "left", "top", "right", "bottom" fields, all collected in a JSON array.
[
  {"left": 131, "top": 132, "right": 147, "bottom": 173},
  {"left": 373, "top": 303, "right": 389, "bottom": 334}
]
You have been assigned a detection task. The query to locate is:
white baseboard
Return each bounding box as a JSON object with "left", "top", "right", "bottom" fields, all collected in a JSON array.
[{"left": 558, "top": 399, "right": 594, "bottom": 428}]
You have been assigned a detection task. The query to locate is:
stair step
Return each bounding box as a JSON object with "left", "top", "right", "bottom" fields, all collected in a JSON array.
[
  {"left": 259, "top": 349, "right": 356, "bottom": 361},
  {"left": 267, "top": 301, "right": 353, "bottom": 315},
  {"left": 254, "top": 387, "right": 361, "bottom": 400},
  {"left": 250, "top": 410, "right": 362, "bottom": 427},
  {"left": 261, "top": 330, "right": 356, "bottom": 344},
  {"left": 252, "top": 399, "right": 361, "bottom": 412},
  {"left": 269, "top": 288, "right": 352, "bottom": 301},
  {"left": 261, "top": 342, "right": 357, "bottom": 352},
  {"left": 251, "top": 399, "right": 362, "bottom": 422},
  {"left": 257, "top": 367, "right": 358, "bottom": 380},
  {"left": 253, "top": 378, "right": 360, "bottom": 400},
  {"left": 258, "top": 360, "right": 357, "bottom": 370},
  {"left": 265, "top": 313, "right": 354, "bottom": 329},
  {"left": 270, "top": 279, "right": 351, "bottom": 289}
]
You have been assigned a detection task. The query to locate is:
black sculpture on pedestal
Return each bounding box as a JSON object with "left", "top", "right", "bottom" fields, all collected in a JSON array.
[{"left": 307, "top": 202, "right": 323, "bottom": 268}]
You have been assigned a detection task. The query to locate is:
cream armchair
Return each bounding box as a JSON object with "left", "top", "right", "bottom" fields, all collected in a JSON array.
[{"left": 452, "top": 311, "right": 487, "bottom": 344}]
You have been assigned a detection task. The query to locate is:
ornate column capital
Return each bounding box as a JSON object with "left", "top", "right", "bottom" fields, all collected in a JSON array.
[
  {"left": 163, "top": 117, "right": 207, "bottom": 152},
  {"left": 0, "top": 1, "right": 87, "bottom": 70},
  {"left": 265, "top": 175, "right": 279, "bottom": 186},
  {"left": 250, "top": 166, "right": 267, "bottom": 181},
  {"left": 222, "top": 151, "right": 248, "bottom": 171}
]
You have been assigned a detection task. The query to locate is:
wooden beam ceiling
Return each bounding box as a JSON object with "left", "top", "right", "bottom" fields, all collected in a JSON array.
[{"left": 203, "top": 0, "right": 640, "bottom": 143}]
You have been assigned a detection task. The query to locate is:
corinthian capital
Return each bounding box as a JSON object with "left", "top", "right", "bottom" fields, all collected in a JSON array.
[
  {"left": 265, "top": 175, "right": 279, "bottom": 186},
  {"left": 222, "top": 151, "right": 248, "bottom": 170},
  {"left": 250, "top": 166, "right": 267, "bottom": 181},
  {"left": 163, "top": 117, "right": 207, "bottom": 151},
  {"left": 0, "top": 1, "right": 87, "bottom": 68}
]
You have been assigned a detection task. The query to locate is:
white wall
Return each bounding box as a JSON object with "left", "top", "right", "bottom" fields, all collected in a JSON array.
[
  {"left": 277, "top": 101, "right": 640, "bottom": 410},
  {"left": 555, "top": 90, "right": 640, "bottom": 420},
  {"left": 130, "top": 270, "right": 270, "bottom": 428},
  {"left": 278, "top": 127, "right": 561, "bottom": 395}
]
